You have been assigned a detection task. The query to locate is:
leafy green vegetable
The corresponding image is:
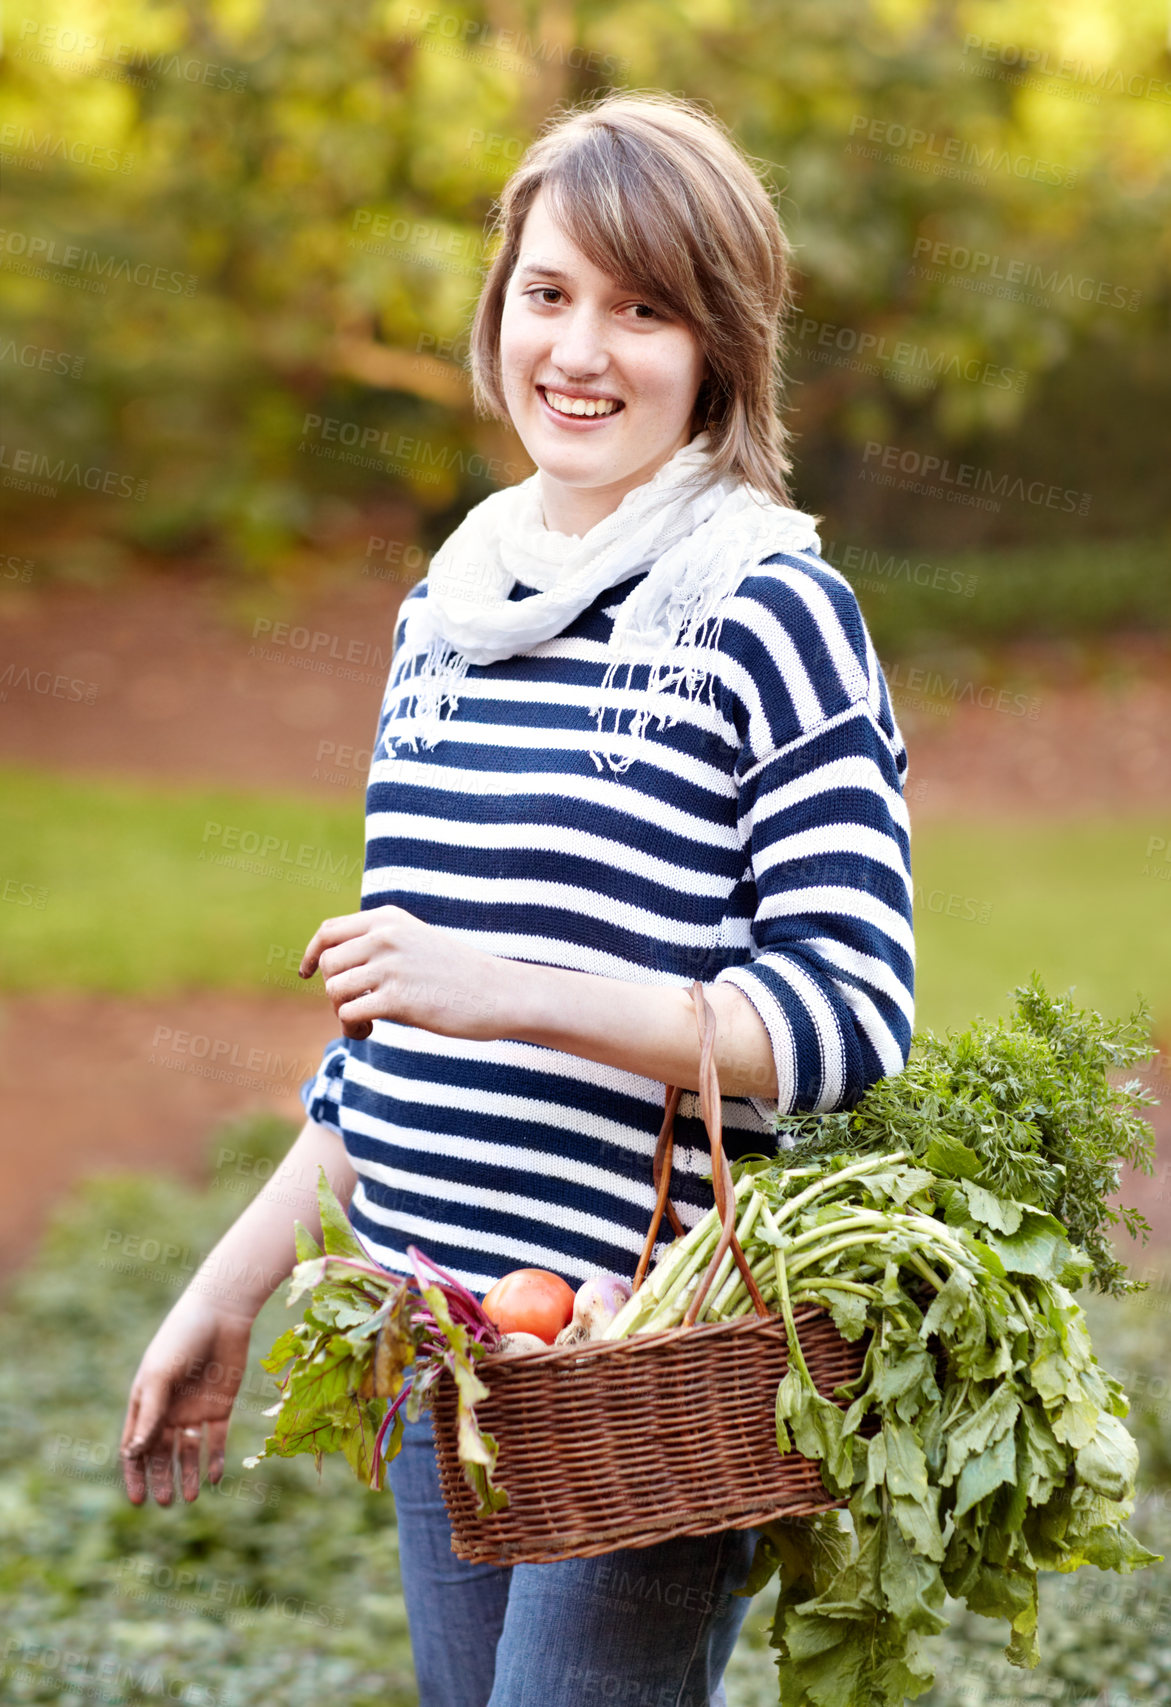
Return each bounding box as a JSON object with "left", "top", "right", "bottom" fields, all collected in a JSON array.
[
  {"left": 774, "top": 976, "right": 1157, "bottom": 1295},
  {"left": 245, "top": 1170, "right": 506, "bottom": 1511},
  {"left": 741, "top": 1151, "right": 1157, "bottom": 1707},
  {"left": 602, "top": 977, "right": 1162, "bottom": 1707}
]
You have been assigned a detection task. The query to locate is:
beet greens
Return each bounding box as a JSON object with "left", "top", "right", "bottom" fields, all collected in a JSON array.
[{"left": 243, "top": 1171, "right": 508, "bottom": 1514}]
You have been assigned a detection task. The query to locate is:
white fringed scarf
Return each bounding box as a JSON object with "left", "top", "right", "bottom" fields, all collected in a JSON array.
[{"left": 389, "top": 430, "right": 823, "bottom": 762}]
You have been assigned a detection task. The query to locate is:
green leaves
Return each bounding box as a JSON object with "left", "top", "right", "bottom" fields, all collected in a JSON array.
[
  {"left": 732, "top": 1145, "right": 1162, "bottom": 1707},
  {"left": 960, "top": 1181, "right": 1022, "bottom": 1235},
  {"left": 416, "top": 1280, "right": 507, "bottom": 1518},
  {"left": 971, "top": 1209, "right": 1090, "bottom": 1290},
  {"left": 246, "top": 1171, "right": 507, "bottom": 1507},
  {"left": 942, "top": 1384, "right": 1019, "bottom": 1485},
  {"left": 243, "top": 1323, "right": 386, "bottom": 1487},
  {"left": 1075, "top": 1412, "right": 1140, "bottom": 1503},
  {"left": 774, "top": 976, "right": 1158, "bottom": 1295},
  {"left": 823, "top": 1286, "right": 869, "bottom": 1343},
  {"left": 879, "top": 1517, "right": 948, "bottom": 1637},
  {"left": 882, "top": 1421, "right": 945, "bottom": 1562},
  {"left": 952, "top": 1423, "right": 1017, "bottom": 1519},
  {"left": 318, "top": 1177, "right": 371, "bottom": 1263},
  {"left": 776, "top": 1366, "right": 854, "bottom": 1496}
]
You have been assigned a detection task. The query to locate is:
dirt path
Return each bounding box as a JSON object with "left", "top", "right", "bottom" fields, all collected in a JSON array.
[
  {"left": 0, "top": 570, "right": 401, "bottom": 800},
  {"left": 0, "top": 991, "right": 341, "bottom": 1274},
  {"left": 2, "top": 570, "right": 1170, "bottom": 814}
]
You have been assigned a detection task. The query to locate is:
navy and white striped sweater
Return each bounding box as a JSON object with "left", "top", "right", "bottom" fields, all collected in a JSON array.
[{"left": 300, "top": 546, "right": 915, "bottom": 1296}]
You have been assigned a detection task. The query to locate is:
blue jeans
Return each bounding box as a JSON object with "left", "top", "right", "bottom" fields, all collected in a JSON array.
[{"left": 387, "top": 1404, "right": 762, "bottom": 1707}]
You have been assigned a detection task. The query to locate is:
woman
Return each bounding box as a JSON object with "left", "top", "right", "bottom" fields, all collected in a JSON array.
[{"left": 121, "top": 90, "right": 915, "bottom": 1706}]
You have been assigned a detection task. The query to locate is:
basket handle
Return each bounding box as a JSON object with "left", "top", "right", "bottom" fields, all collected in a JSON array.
[{"left": 631, "top": 982, "right": 770, "bottom": 1323}]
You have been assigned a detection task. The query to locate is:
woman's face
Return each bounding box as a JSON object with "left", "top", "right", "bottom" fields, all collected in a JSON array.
[{"left": 498, "top": 187, "right": 708, "bottom": 537}]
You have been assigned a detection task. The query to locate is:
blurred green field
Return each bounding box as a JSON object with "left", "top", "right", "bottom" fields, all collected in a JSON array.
[
  {"left": 3, "top": 764, "right": 1166, "bottom": 1041},
  {"left": 1, "top": 766, "right": 364, "bottom": 995},
  {"left": 911, "top": 815, "right": 1168, "bottom": 1037}
]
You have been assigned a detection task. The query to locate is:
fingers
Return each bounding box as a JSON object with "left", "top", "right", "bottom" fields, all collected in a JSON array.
[
  {"left": 121, "top": 1441, "right": 148, "bottom": 1506},
  {"left": 317, "top": 937, "right": 372, "bottom": 982},
  {"left": 122, "top": 1411, "right": 226, "bottom": 1505},
  {"left": 300, "top": 912, "right": 372, "bottom": 979},
  {"left": 120, "top": 1378, "right": 164, "bottom": 1505},
  {"left": 337, "top": 989, "right": 379, "bottom": 1041},
  {"left": 146, "top": 1426, "right": 177, "bottom": 1506},
  {"left": 325, "top": 964, "right": 381, "bottom": 1007},
  {"left": 177, "top": 1426, "right": 203, "bottom": 1502},
  {"left": 119, "top": 1387, "right": 142, "bottom": 1457},
  {"left": 315, "top": 955, "right": 380, "bottom": 1042},
  {"left": 207, "top": 1418, "right": 230, "bottom": 1485}
]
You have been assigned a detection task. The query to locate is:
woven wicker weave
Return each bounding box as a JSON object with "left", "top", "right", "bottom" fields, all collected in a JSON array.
[
  {"left": 433, "top": 1303, "right": 862, "bottom": 1564},
  {"left": 430, "top": 983, "right": 867, "bottom": 1565}
]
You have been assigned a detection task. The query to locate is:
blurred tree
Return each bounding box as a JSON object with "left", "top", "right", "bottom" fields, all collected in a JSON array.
[{"left": 0, "top": 0, "right": 1167, "bottom": 573}]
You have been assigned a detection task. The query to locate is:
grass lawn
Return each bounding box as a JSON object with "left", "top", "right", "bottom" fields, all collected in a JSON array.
[
  {"left": 3, "top": 764, "right": 1166, "bottom": 1041},
  {"left": 910, "top": 815, "right": 1168, "bottom": 1039},
  {"left": 2, "top": 765, "right": 364, "bottom": 995}
]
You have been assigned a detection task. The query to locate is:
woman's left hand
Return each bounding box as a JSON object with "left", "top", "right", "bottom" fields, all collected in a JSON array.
[{"left": 300, "top": 906, "right": 503, "bottom": 1042}]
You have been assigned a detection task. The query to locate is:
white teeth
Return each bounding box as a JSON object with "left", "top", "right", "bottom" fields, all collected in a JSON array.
[{"left": 543, "top": 388, "right": 620, "bottom": 418}]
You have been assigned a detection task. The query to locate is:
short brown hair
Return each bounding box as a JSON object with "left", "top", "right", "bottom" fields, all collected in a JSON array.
[{"left": 469, "top": 88, "right": 799, "bottom": 505}]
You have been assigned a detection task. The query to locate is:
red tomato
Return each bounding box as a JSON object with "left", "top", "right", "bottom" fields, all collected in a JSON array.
[{"left": 482, "top": 1269, "right": 575, "bottom": 1344}]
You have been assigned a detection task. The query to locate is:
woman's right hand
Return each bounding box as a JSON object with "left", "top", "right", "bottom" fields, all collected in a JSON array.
[{"left": 119, "top": 1291, "right": 254, "bottom": 1507}]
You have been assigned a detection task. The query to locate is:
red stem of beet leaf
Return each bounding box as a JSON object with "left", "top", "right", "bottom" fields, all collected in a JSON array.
[
  {"left": 405, "top": 1243, "right": 500, "bottom": 1341},
  {"left": 360, "top": 1245, "right": 506, "bottom": 1486},
  {"left": 370, "top": 1381, "right": 414, "bottom": 1483}
]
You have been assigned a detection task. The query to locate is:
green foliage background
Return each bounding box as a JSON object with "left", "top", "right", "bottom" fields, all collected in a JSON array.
[
  {"left": 2, "top": 0, "right": 1169, "bottom": 578},
  {"left": 1, "top": 1112, "right": 1167, "bottom": 1705}
]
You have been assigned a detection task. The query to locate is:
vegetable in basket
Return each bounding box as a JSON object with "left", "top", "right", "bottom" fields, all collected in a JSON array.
[
  {"left": 243, "top": 1207, "right": 624, "bottom": 1509},
  {"left": 598, "top": 976, "right": 1162, "bottom": 1706},
  {"left": 245, "top": 975, "right": 1163, "bottom": 1707},
  {"left": 241, "top": 1189, "right": 511, "bottom": 1509},
  {"left": 481, "top": 1268, "right": 575, "bottom": 1343}
]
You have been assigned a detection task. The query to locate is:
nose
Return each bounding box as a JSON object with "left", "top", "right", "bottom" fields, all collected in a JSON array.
[{"left": 549, "top": 306, "right": 611, "bottom": 382}]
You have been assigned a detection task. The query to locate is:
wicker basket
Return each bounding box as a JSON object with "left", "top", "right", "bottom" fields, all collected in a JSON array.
[{"left": 431, "top": 984, "right": 867, "bottom": 1565}]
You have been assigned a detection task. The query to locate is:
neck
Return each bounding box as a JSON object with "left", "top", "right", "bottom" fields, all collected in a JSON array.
[{"left": 537, "top": 430, "right": 697, "bottom": 539}]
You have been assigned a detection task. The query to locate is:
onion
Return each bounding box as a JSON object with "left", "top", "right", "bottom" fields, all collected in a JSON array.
[
  {"left": 495, "top": 1331, "right": 547, "bottom": 1356},
  {"left": 571, "top": 1274, "right": 634, "bottom": 1340}
]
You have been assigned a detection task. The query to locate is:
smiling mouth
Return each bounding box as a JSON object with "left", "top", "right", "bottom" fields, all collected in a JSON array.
[{"left": 538, "top": 385, "right": 625, "bottom": 419}]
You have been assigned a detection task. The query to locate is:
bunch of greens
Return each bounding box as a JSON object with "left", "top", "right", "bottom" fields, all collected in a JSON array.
[
  {"left": 600, "top": 978, "right": 1163, "bottom": 1705},
  {"left": 772, "top": 975, "right": 1157, "bottom": 1295},
  {"left": 605, "top": 1148, "right": 1160, "bottom": 1705},
  {"left": 243, "top": 1175, "right": 508, "bottom": 1514}
]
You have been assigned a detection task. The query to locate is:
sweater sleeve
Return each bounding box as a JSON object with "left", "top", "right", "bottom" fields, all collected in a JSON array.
[
  {"left": 299, "top": 1035, "right": 350, "bottom": 1137},
  {"left": 711, "top": 558, "right": 915, "bottom": 1116}
]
